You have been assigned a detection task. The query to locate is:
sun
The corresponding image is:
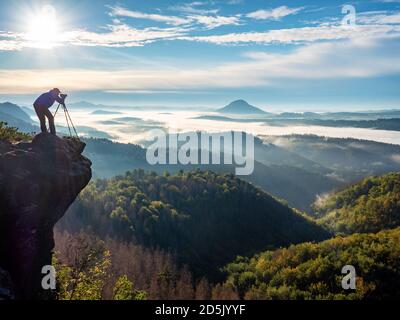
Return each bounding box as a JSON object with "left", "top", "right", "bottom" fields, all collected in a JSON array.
[{"left": 26, "top": 5, "right": 59, "bottom": 48}]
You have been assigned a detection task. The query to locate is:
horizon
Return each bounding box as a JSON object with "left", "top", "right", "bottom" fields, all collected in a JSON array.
[
  {"left": 0, "top": 0, "right": 400, "bottom": 110},
  {"left": 3, "top": 97, "right": 400, "bottom": 113}
]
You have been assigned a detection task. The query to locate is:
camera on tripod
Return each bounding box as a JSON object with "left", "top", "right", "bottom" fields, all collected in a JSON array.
[
  {"left": 60, "top": 93, "right": 68, "bottom": 104},
  {"left": 53, "top": 93, "right": 79, "bottom": 139}
]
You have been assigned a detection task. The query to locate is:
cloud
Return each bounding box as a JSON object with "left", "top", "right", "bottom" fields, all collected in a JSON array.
[
  {"left": 1, "top": 7, "right": 400, "bottom": 51},
  {"left": 358, "top": 12, "right": 400, "bottom": 24},
  {"left": 109, "top": 5, "right": 240, "bottom": 30},
  {"left": 109, "top": 6, "right": 190, "bottom": 26},
  {"left": 236, "top": 36, "right": 400, "bottom": 79},
  {"left": 0, "top": 31, "right": 25, "bottom": 51},
  {"left": 1, "top": 36, "right": 399, "bottom": 94},
  {"left": 180, "top": 24, "right": 400, "bottom": 44},
  {"left": 169, "top": 2, "right": 220, "bottom": 15},
  {"left": 0, "top": 68, "right": 265, "bottom": 94},
  {"left": 65, "top": 24, "right": 185, "bottom": 47},
  {"left": 0, "top": 40, "right": 24, "bottom": 51},
  {"left": 0, "top": 23, "right": 186, "bottom": 50},
  {"left": 188, "top": 15, "right": 241, "bottom": 29},
  {"left": 247, "top": 6, "right": 303, "bottom": 20}
]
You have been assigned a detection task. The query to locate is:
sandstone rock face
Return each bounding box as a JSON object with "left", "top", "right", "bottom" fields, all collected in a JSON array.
[{"left": 0, "top": 134, "right": 92, "bottom": 299}]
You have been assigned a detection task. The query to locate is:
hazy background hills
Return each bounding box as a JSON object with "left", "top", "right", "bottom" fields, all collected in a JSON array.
[
  {"left": 2, "top": 99, "right": 400, "bottom": 300},
  {"left": 2, "top": 100, "right": 400, "bottom": 212}
]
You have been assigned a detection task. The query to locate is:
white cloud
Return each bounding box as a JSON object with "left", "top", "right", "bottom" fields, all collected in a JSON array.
[
  {"left": 64, "top": 24, "right": 185, "bottom": 47},
  {"left": 358, "top": 12, "right": 400, "bottom": 24},
  {"left": 0, "top": 31, "right": 25, "bottom": 51},
  {"left": 235, "top": 36, "right": 400, "bottom": 79},
  {"left": 247, "top": 6, "right": 303, "bottom": 20},
  {"left": 0, "top": 40, "right": 24, "bottom": 51},
  {"left": 109, "top": 5, "right": 240, "bottom": 30},
  {"left": 181, "top": 24, "right": 400, "bottom": 44},
  {"left": 2, "top": 8, "right": 400, "bottom": 51},
  {"left": 0, "top": 23, "right": 186, "bottom": 50},
  {"left": 170, "top": 2, "right": 220, "bottom": 15},
  {"left": 109, "top": 6, "right": 190, "bottom": 26},
  {"left": 1, "top": 36, "right": 399, "bottom": 94},
  {"left": 0, "top": 67, "right": 266, "bottom": 94},
  {"left": 189, "top": 15, "right": 241, "bottom": 29}
]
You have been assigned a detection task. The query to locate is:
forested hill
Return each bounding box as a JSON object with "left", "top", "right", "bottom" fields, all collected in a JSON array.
[
  {"left": 313, "top": 172, "right": 400, "bottom": 235},
  {"left": 223, "top": 227, "right": 400, "bottom": 300},
  {"left": 82, "top": 137, "right": 340, "bottom": 213},
  {"left": 58, "top": 170, "right": 330, "bottom": 280},
  {"left": 221, "top": 172, "right": 400, "bottom": 300}
]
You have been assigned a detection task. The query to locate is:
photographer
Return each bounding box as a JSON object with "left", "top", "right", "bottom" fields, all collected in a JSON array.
[{"left": 33, "top": 88, "right": 67, "bottom": 135}]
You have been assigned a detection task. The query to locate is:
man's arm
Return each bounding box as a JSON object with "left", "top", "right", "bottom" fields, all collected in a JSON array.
[{"left": 55, "top": 95, "right": 65, "bottom": 106}]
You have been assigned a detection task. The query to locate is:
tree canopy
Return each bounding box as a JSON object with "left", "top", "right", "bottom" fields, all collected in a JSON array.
[
  {"left": 224, "top": 227, "right": 400, "bottom": 300},
  {"left": 314, "top": 173, "right": 400, "bottom": 235},
  {"left": 59, "top": 170, "right": 329, "bottom": 280}
]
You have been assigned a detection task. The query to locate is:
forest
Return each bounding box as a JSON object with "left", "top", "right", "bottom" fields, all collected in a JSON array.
[
  {"left": 221, "top": 172, "right": 400, "bottom": 299},
  {"left": 57, "top": 170, "right": 329, "bottom": 281},
  {"left": 55, "top": 168, "right": 400, "bottom": 300},
  {"left": 1, "top": 123, "right": 399, "bottom": 300},
  {"left": 314, "top": 173, "right": 400, "bottom": 234},
  {"left": 223, "top": 227, "right": 400, "bottom": 299},
  {"left": 55, "top": 167, "right": 400, "bottom": 300},
  {"left": 54, "top": 230, "right": 239, "bottom": 300}
]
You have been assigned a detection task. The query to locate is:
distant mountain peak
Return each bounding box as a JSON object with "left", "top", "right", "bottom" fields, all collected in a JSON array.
[
  {"left": 91, "top": 110, "right": 122, "bottom": 115},
  {"left": 233, "top": 99, "right": 247, "bottom": 104},
  {"left": 0, "top": 101, "right": 33, "bottom": 124},
  {"left": 218, "top": 100, "right": 267, "bottom": 115}
]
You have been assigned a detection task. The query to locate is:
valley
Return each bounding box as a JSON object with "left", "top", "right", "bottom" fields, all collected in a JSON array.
[{"left": 1, "top": 99, "right": 400, "bottom": 300}]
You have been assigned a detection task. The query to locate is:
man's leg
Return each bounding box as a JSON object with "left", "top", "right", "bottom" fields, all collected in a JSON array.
[
  {"left": 43, "top": 108, "right": 56, "bottom": 135},
  {"left": 34, "top": 105, "right": 47, "bottom": 133}
]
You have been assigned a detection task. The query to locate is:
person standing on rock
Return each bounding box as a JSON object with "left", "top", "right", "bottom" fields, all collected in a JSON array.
[{"left": 34, "top": 88, "right": 67, "bottom": 135}]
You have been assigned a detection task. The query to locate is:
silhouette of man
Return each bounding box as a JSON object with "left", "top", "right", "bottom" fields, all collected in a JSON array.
[{"left": 34, "top": 88, "right": 66, "bottom": 135}]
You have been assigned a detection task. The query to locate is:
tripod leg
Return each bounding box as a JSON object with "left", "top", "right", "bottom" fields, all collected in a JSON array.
[
  {"left": 53, "top": 104, "right": 61, "bottom": 118},
  {"left": 65, "top": 108, "right": 79, "bottom": 138},
  {"left": 64, "top": 108, "right": 72, "bottom": 137}
]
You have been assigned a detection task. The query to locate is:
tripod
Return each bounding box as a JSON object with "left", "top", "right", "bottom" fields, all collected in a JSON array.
[{"left": 53, "top": 103, "right": 79, "bottom": 139}]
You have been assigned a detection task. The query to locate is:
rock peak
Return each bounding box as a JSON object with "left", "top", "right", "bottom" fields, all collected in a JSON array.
[
  {"left": 0, "top": 133, "right": 92, "bottom": 299},
  {"left": 218, "top": 100, "right": 267, "bottom": 115}
]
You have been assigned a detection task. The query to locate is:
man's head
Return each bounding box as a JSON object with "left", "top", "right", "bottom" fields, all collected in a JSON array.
[
  {"left": 49, "top": 88, "right": 67, "bottom": 104},
  {"left": 50, "top": 88, "right": 61, "bottom": 96}
]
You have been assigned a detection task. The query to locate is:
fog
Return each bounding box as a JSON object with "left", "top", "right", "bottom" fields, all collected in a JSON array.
[{"left": 64, "top": 109, "right": 400, "bottom": 145}]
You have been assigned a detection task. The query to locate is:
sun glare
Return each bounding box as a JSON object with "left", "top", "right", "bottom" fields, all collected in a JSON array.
[{"left": 27, "top": 5, "right": 59, "bottom": 48}]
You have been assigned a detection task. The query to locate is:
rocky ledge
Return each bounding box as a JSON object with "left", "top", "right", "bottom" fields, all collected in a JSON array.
[{"left": 0, "top": 134, "right": 92, "bottom": 299}]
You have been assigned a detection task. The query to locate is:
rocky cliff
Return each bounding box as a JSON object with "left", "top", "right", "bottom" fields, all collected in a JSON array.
[{"left": 0, "top": 133, "right": 92, "bottom": 299}]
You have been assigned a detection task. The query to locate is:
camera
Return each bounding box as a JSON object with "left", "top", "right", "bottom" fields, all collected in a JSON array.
[{"left": 60, "top": 93, "right": 68, "bottom": 103}]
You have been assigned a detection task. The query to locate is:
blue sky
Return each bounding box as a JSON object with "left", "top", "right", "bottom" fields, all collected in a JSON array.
[{"left": 0, "top": 0, "right": 400, "bottom": 111}]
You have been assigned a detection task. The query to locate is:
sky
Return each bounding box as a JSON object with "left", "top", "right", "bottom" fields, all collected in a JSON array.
[{"left": 0, "top": 0, "right": 400, "bottom": 111}]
